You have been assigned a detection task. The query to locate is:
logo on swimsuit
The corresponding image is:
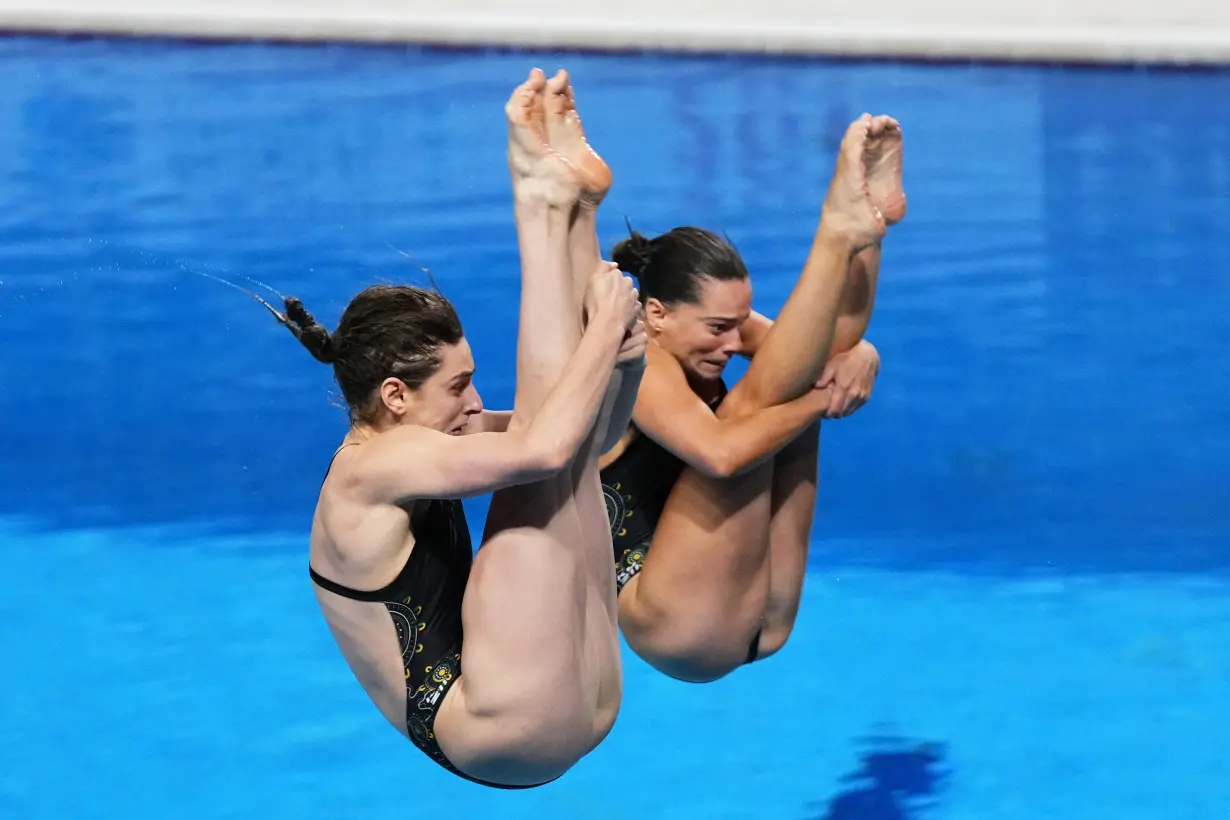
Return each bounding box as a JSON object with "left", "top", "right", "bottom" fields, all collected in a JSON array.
[
  {"left": 615, "top": 544, "right": 648, "bottom": 590},
  {"left": 602, "top": 482, "right": 626, "bottom": 536},
  {"left": 414, "top": 654, "right": 460, "bottom": 712},
  {"left": 387, "top": 601, "right": 423, "bottom": 666}
]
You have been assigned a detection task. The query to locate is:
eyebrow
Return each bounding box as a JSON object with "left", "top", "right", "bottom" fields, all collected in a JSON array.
[{"left": 450, "top": 369, "right": 475, "bottom": 385}]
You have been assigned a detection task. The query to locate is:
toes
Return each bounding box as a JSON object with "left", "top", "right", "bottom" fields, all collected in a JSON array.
[
  {"left": 842, "top": 117, "right": 871, "bottom": 155},
  {"left": 504, "top": 89, "right": 531, "bottom": 121},
  {"left": 506, "top": 69, "right": 545, "bottom": 117},
  {"left": 546, "top": 68, "right": 570, "bottom": 93},
  {"left": 868, "top": 114, "right": 900, "bottom": 136},
  {"left": 846, "top": 115, "right": 871, "bottom": 138}
]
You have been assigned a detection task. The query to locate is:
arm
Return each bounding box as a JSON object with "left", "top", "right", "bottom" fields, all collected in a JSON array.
[
  {"left": 632, "top": 344, "right": 826, "bottom": 480},
  {"left": 350, "top": 318, "right": 625, "bottom": 503},
  {"left": 475, "top": 410, "right": 513, "bottom": 434},
  {"left": 737, "top": 309, "right": 775, "bottom": 359}
]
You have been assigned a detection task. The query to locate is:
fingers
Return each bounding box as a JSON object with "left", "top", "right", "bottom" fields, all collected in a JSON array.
[
  {"left": 816, "top": 362, "right": 836, "bottom": 388},
  {"left": 826, "top": 387, "right": 846, "bottom": 418},
  {"left": 818, "top": 367, "right": 873, "bottom": 419},
  {"left": 617, "top": 318, "right": 648, "bottom": 366}
]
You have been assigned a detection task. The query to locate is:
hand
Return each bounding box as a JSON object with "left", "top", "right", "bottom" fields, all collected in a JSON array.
[
  {"left": 617, "top": 317, "right": 647, "bottom": 369},
  {"left": 585, "top": 260, "right": 640, "bottom": 334},
  {"left": 814, "top": 339, "right": 879, "bottom": 419}
]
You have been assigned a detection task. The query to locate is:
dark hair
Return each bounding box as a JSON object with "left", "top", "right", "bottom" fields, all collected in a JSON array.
[
  {"left": 610, "top": 226, "right": 749, "bottom": 307},
  {"left": 274, "top": 285, "right": 464, "bottom": 422}
]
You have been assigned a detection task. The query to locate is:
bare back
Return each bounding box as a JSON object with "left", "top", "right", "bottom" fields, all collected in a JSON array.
[{"left": 307, "top": 441, "right": 481, "bottom": 782}]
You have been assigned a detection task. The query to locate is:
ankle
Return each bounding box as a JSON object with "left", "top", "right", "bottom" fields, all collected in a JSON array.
[{"left": 812, "top": 223, "right": 858, "bottom": 258}]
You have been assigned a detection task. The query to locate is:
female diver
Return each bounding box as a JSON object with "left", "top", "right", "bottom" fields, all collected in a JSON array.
[
  {"left": 599, "top": 114, "right": 905, "bottom": 683},
  {"left": 268, "top": 68, "right": 646, "bottom": 788}
]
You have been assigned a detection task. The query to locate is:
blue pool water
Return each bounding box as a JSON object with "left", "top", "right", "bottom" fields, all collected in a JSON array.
[{"left": 1, "top": 35, "right": 1228, "bottom": 819}]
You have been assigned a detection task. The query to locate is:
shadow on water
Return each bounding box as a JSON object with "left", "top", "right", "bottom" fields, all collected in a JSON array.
[{"left": 805, "top": 734, "right": 952, "bottom": 820}]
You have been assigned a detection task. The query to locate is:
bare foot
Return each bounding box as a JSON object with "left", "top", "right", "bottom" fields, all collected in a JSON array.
[
  {"left": 505, "top": 68, "right": 580, "bottom": 208},
  {"left": 818, "top": 114, "right": 889, "bottom": 252},
  {"left": 542, "top": 69, "right": 613, "bottom": 207},
  {"left": 865, "top": 115, "right": 906, "bottom": 226}
]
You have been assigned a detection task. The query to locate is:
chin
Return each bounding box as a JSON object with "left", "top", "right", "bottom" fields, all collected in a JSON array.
[{"left": 693, "top": 360, "right": 727, "bottom": 379}]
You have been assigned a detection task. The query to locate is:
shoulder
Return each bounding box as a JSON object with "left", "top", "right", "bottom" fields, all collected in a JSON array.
[{"left": 326, "top": 427, "right": 437, "bottom": 499}]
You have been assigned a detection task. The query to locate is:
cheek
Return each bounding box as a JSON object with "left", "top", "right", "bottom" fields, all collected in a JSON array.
[
  {"left": 661, "top": 320, "right": 716, "bottom": 357},
  {"left": 687, "top": 328, "right": 724, "bottom": 354},
  {"left": 426, "top": 390, "right": 457, "bottom": 422}
]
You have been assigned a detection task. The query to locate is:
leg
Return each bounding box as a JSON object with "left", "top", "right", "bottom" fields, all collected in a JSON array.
[
  {"left": 755, "top": 420, "right": 821, "bottom": 659},
  {"left": 620, "top": 121, "right": 903, "bottom": 682},
  {"left": 724, "top": 116, "right": 899, "bottom": 412},
  {"left": 544, "top": 69, "right": 643, "bottom": 459},
  {"left": 431, "top": 69, "right": 621, "bottom": 786},
  {"left": 758, "top": 244, "right": 882, "bottom": 658},
  {"left": 543, "top": 70, "right": 640, "bottom": 634}
]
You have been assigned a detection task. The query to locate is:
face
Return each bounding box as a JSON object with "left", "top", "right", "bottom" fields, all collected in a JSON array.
[
  {"left": 648, "top": 277, "right": 752, "bottom": 381},
  {"left": 380, "top": 338, "right": 484, "bottom": 435}
]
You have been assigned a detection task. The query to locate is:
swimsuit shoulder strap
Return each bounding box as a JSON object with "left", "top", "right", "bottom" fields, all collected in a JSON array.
[{"left": 321, "top": 441, "right": 360, "bottom": 486}]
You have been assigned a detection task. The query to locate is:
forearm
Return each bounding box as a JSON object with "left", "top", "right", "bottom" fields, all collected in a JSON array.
[
  {"left": 709, "top": 393, "right": 826, "bottom": 477},
  {"left": 523, "top": 318, "right": 624, "bottom": 464}
]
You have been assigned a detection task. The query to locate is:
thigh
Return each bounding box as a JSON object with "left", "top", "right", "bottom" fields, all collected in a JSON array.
[
  {"left": 619, "top": 460, "right": 776, "bottom": 677},
  {"left": 434, "top": 526, "right": 592, "bottom": 786}
]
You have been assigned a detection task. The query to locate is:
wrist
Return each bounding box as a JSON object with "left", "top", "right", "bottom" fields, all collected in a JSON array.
[{"left": 590, "top": 307, "right": 626, "bottom": 338}]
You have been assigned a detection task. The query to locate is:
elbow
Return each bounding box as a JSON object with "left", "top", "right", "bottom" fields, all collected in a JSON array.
[
  {"left": 705, "top": 442, "right": 771, "bottom": 480},
  {"left": 528, "top": 434, "right": 577, "bottom": 477},
  {"left": 701, "top": 447, "right": 742, "bottom": 480},
  {"left": 543, "top": 441, "right": 575, "bottom": 474}
]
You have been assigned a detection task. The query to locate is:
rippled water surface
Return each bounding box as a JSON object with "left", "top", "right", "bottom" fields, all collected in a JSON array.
[{"left": 1, "top": 36, "right": 1228, "bottom": 819}]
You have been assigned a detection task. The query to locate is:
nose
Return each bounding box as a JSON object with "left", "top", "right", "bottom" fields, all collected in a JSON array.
[
  {"left": 465, "top": 386, "right": 484, "bottom": 415},
  {"left": 719, "top": 329, "right": 743, "bottom": 357}
]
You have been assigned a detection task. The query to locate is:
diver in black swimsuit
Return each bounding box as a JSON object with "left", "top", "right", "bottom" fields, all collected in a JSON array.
[
  {"left": 309, "top": 442, "right": 474, "bottom": 781},
  {"left": 596, "top": 114, "right": 904, "bottom": 684},
  {"left": 269, "top": 68, "right": 645, "bottom": 788}
]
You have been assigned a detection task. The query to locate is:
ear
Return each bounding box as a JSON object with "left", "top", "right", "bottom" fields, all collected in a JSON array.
[
  {"left": 379, "top": 377, "right": 412, "bottom": 417},
  {"left": 644, "top": 297, "right": 669, "bottom": 334}
]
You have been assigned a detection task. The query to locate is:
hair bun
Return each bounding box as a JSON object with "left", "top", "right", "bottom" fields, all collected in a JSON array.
[
  {"left": 611, "top": 229, "right": 655, "bottom": 278},
  {"left": 283, "top": 297, "right": 336, "bottom": 364}
]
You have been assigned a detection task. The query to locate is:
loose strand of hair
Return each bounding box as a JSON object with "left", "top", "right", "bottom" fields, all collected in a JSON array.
[{"left": 385, "top": 242, "right": 445, "bottom": 296}]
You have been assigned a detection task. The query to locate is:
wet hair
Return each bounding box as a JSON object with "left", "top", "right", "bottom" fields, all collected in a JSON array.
[
  {"left": 272, "top": 284, "right": 464, "bottom": 423},
  {"left": 611, "top": 225, "right": 749, "bottom": 307}
]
